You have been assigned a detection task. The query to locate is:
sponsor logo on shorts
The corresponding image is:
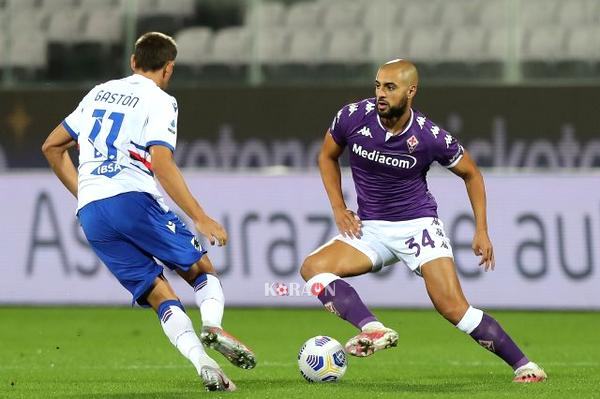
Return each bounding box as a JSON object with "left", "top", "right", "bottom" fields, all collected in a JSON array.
[{"left": 166, "top": 221, "right": 176, "bottom": 233}]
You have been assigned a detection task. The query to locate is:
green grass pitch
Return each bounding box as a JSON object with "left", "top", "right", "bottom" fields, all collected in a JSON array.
[{"left": 1, "top": 307, "right": 599, "bottom": 398}]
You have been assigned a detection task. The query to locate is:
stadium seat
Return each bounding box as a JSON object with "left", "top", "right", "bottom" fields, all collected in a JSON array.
[
  {"left": 324, "top": 29, "right": 370, "bottom": 64},
  {"left": 520, "top": 0, "right": 559, "bottom": 26},
  {"left": 155, "top": 0, "right": 195, "bottom": 18},
  {"left": 285, "top": 1, "right": 323, "bottom": 29},
  {"left": 405, "top": 27, "right": 448, "bottom": 62},
  {"left": 521, "top": 27, "right": 568, "bottom": 77},
  {"left": 40, "top": 0, "right": 77, "bottom": 13},
  {"left": 556, "top": 0, "right": 592, "bottom": 27},
  {"left": 7, "top": 34, "right": 47, "bottom": 72},
  {"left": 476, "top": 0, "right": 508, "bottom": 27},
  {"left": 245, "top": 1, "right": 286, "bottom": 29},
  {"left": 556, "top": 26, "right": 600, "bottom": 77},
  {"left": 46, "top": 9, "right": 85, "bottom": 43},
  {"left": 206, "top": 27, "right": 252, "bottom": 65},
  {"left": 361, "top": 0, "right": 398, "bottom": 30},
  {"left": 285, "top": 29, "right": 328, "bottom": 64},
  {"left": 319, "top": 28, "right": 371, "bottom": 81},
  {"left": 78, "top": 0, "right": 123, "bottom": 10},
  {"left": 320, "top": 1, "right": 364, "bottom": 29},
  {"left": 255, "top": 29, "right": 289, "bottom": 64},
  {"left": 445, "top": 27, "right": 487, "bottom": 62},
  {"left": 174, "top": 27, "right": 213, "bottom": 66},
  {"left": 81, "top": 9, "right": 123, "bottom": 43},
  {"left": 438, "top": 26, "right": 496, "bottom": 78},
  {"left": 6, "top": 8, "right": 49, "bottom": 36},
  {"left": 437, "top": 0, "right": 481, "bottom": 27},
  {"left": 395, "top": 1, "right": 440, "bottom": 27},
  {"left": 135, "top": 0, "right": 159, "bottom": 17},
  {"left": 4, "top": 0, "right": 38, "bottom": 10},
  {"left": 403, "top": 27, "right": 449, "bottom": 78},
  {"left": 262, "top": 29, "right": 328, "bottom": 83}
]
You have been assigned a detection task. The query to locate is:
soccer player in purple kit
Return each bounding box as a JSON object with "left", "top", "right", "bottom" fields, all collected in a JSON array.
[{"left": 300, "top": 59, "right": 546, "bottom": 383}]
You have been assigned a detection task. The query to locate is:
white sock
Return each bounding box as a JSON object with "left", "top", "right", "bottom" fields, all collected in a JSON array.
[
  {"left": 455, "top": 306, "right": 484, "bottom": 334},
  {"left": 305, "top": 272, "right": 341, "bottom": 294},
  {"left": 194, "top": 274, "right": 225, "bottom": 328},
  {"left": 159, "top": 302, "right": 218, "bottom": 374},
  {"left": 361, "top": 321, "right": 385, "bottom": 331}
]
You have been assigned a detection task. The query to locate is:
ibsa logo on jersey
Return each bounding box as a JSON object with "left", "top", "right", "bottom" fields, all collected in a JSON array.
[{"left": 91, "top": 160, "right": 123, "bottom": 178}]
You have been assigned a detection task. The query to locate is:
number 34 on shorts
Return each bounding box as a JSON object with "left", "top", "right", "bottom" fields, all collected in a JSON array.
[{"left": 334, "top": 217, "right": 454, "bottom": 274}]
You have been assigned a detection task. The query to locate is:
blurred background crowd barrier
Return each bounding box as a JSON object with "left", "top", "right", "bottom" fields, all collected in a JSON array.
[{"left": 0, "top": 0, "right": 598, "bottom": 308}]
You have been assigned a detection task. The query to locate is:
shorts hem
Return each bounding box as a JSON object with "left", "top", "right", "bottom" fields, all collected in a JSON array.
[
  {"left": 333, "top": 236, "right": 379, "bottom": 270},
  {"left": 132, "top": 269, "right": 164, "bottom": 307}
]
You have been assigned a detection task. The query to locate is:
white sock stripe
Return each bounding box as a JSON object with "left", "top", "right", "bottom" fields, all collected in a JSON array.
[
  {"left": 456, "top": 306, "right": 484, "bottom": 334},
  {"left": 305, "top": 272, "right": 341, "bottom": 292}
]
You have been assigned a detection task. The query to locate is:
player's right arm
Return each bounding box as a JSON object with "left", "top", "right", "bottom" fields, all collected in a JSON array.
[
  {"left": 42, "top": 124, "right": 78, "bottom": 198},
  {"left": 150, "top": 145, "right": 227, "bottom": 247},
  {"left": 318, "top": 131, "right": 362, "bottom": 238}
]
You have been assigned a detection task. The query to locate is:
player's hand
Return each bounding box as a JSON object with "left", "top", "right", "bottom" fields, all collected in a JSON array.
[
  {"left": 472, "top": 230, "right": 494, "bottom": 271},
  {"left": 195, "top": 215, "right": 228, "bottom": 246},
  {"left": 333, "top": 207, "right": 362, "bottom": 239}
]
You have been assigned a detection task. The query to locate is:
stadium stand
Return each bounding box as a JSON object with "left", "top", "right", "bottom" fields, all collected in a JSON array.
[{"left": 0, "top": 0, "right": 599, "bottom": 83}]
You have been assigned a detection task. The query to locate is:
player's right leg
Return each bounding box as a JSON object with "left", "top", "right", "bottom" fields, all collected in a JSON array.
[
  {"left": 300, "top": 238, "right": 398, "bottom": 357},
  {"left": 176, "top": 257, "right": 256, "bottom": 370},
  {"left": 145, "top": 276, "right": 236, "bottom": 391}
]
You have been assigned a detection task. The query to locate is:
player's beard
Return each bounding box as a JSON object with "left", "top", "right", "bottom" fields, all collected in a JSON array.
[{"left": 377, "top": 97, "right": 407, "bottom": 119}]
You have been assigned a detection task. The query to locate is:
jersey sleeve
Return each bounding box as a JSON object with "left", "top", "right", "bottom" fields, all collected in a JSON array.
[
  {"left": 62, "top": 89, "right": 95, "bottom": 141},
  {"left": 431, "top": 127, "right": 464, "bottom": 168},
  {"left": 144, "top": 95, "right": 178, "bottom": 152},
  {"left": 328, "top": 104, "right": 351, "bottom": 147}
]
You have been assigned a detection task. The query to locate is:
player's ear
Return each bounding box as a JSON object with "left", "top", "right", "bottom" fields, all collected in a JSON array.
[
  {"left": 130, "top": 54, "right": 136, "bottom": 72},
  {"left": 407, "top": 84, "right": 417, "bottom": 99},
  {"left": 163, "top": 61, "right": 174, "bottom": 79}
]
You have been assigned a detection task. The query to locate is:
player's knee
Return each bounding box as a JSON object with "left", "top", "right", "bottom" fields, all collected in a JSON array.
[
  {"left": 300, "top": 255, "right": 332, "bottom": 281},
  {"left": 434, "top": 300, "right": 469, "bottom": 325}
]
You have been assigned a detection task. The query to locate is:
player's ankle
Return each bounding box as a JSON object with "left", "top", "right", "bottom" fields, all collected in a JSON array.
[
  {"left": 202, "top": 323, "right": 222, "bottom": 329},
  {"left": 361, "top": 321, "right": 385, "bottom": 331}
]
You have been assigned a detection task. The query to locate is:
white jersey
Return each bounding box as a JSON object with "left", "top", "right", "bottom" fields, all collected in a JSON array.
[{"left": 63, "top": 74, "right": 178, "bottom": 211}]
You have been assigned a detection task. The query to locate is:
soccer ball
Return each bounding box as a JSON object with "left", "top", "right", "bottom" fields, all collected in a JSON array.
[{"left": 297, "top": 336, "right": 347, "bottom": 382}]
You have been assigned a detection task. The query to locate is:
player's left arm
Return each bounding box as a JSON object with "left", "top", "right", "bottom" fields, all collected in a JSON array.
[
  {"left": 42, "top": 124, "right": 78, "bottom": 198},
  {"left": 449, "top": 151, "right": 495, "bottom": 271}
]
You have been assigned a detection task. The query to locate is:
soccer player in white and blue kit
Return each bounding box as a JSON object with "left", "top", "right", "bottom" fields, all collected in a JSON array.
[
  {"left": 301, "top": 60, "right": 547, "bottom": 383},
  {"left": 42, "top": 32, "right": 254, "bottom": 392}
]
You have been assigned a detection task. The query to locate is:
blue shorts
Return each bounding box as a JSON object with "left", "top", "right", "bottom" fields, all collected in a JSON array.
[{"left": 78, "top": 192, "right": 206, "bottom": 306}]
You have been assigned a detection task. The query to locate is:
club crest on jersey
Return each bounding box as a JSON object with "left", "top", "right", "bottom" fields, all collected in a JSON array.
[{"left": 407, "top": 135, "right": 419, "bottom": 153}]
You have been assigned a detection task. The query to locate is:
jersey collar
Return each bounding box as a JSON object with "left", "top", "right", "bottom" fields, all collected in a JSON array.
[
  {"left": 128, "top": 73, "right": 158, "bottom": 87},
  {"left": 378, "top": 108, "right": 414, "bottom": 142}
]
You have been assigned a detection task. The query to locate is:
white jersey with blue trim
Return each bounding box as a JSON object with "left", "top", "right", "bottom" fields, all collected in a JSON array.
[{"left": 63, "top": 74, "right": 178, "bottom": 211}]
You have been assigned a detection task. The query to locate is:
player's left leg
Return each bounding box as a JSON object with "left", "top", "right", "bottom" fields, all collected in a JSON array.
[
  {"left": 176, "top": 256, "right": 256, "bottom": 370},
  {"left": 421, "top": 258, "right": 546, "bottom": 383}
]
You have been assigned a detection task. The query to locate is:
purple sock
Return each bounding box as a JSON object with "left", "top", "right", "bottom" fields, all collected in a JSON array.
[
  {"left": 317, "top": 279, "right": 377, "bottom": 330},
  {"left": 470, "top": 313, "right": 529, "bottom": 370}
]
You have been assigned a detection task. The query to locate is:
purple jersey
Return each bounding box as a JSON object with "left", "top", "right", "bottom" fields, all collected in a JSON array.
[{"left": 329, "top": 98, "right": 463, "bottom": 222}]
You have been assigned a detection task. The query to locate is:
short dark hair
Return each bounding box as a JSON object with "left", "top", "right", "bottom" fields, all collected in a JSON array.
[{"left": 133, "top": 32, "right": 177, "bottom": 72}]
